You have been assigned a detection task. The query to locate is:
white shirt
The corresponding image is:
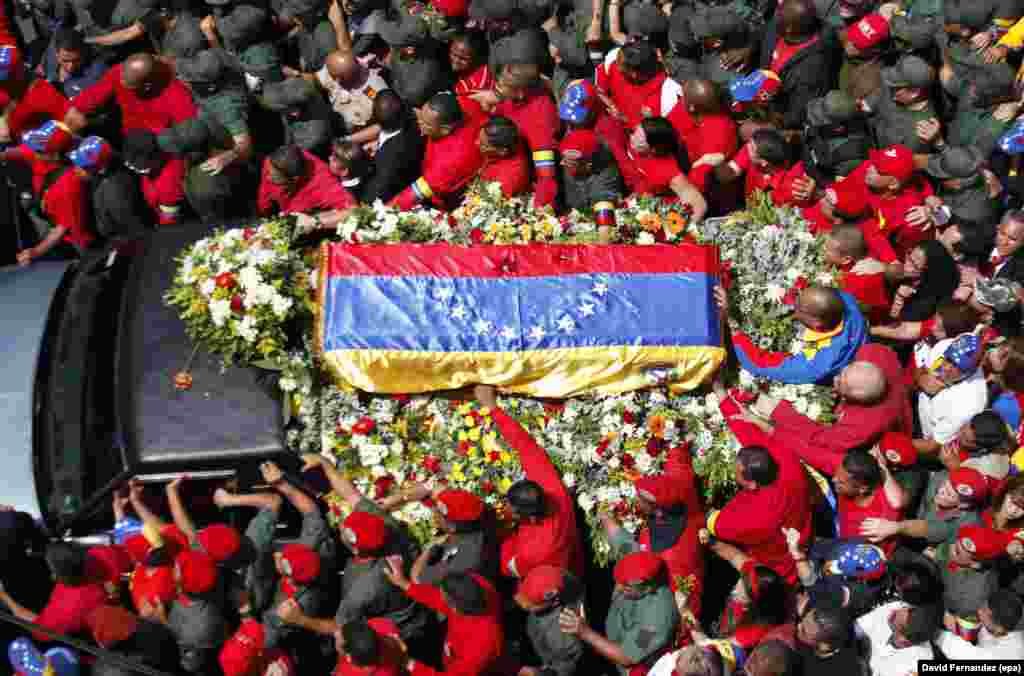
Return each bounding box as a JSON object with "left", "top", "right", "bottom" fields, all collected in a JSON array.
[
  {"left": 317, "top": 66, "right": 389, "bottom": 129},
  {"left": 917, "top": 338, "right": 988, "bottom": 444},
  {"left": 934, "top": 628, "right": 1024, "bottom": 660},
  {"left": 648, "top": 649, "right": 680, "bottom": 676},
  {"left": 854, "top": 601, "right": 934, "bottom": 676}
]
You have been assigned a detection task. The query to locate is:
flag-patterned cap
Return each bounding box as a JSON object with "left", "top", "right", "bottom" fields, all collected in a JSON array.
[
  {"left": 68, "top": 136, "right": 113, "bottom": 171},
  {"left": 559, "top": 79, "right": 596, "bottom": 124},
  {"left": 22, "top": 121, "right": 75, "bottom": 155},
  {"left": 729, "top": 70, "right": 781, "bottom": 104},
  {"left": 943, "top": 333, "right": 981, "bottom": 374}
]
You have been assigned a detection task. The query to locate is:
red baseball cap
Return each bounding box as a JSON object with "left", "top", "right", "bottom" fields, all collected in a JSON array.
[
  {"left": 949, "top": 467, "right": 990, "bottom": 504},
  {"left": 846, "top": 14, "right": 890, "bottom": 51},
  {"left": 878, "top": 432, "right": 918, "bottom": 468},
  {"left": 957, "top": 525, "right": 1012, "bottom": 562},
  {"left": 86, "top": 545, "right": 133, "bottom": 584},
  {"left": 219, "top": 619, "right": 265, "bottom": 676},
  {"left": 870, "top": 145, "right": 915, "bottom": 183},
  {"left": 559, "top": 129, "right": 601, "bottom": 160},
  {"left": 123, "top": 533, "right": 152, "bottom": 566},
  {"left": 198, "top": 524, "right": 242, "bottom": 564},
  {"left": 343, "top": 511, "right": 389, "bottom": 552},
  {"left": 613, "top": 551, "right": 664, "bottom": 585},
  {"left": 436, "top": 489, "right": 485, "bottom": 523},
  {"left": 175, "top": 550, "right": 218, "bottom": 595},
  {"left": 279, "top": 544, "right": 320, "bottom": 585},
  {"left": 517, "top": 565, "right": 567, "bottom": 605},
  {"left": 825, "top": 177, "right": 869, "bottom": 218}
]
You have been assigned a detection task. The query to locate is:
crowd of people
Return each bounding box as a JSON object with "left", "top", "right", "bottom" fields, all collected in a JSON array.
[{"left": 3, "top": 0, "right": 1024, "bottom": 672}]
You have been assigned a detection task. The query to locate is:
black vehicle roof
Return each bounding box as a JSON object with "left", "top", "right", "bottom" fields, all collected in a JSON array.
[{"left": 119, "top": 223, "right": 286, "bottom": 468}]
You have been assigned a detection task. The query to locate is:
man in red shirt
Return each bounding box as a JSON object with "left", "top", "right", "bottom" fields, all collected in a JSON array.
[
  {"left": 596, "top": 39, "right": 667, "bottom": 134},
  {"left": 477, "top": 116, "right": 531, "bottom": 198},
  {"left": 391, "top": 91, "right": 483, "bottom": 211},
  {"left": 0, "top": 46, "right": 72, "bottom": 143},
  {"left": 257, "top": 144, "right": 357, "bottom": 217},
  {"left": 0, "top": 119, "right": 74, "bottom": 195},
  {"left": 803, "top": 175, "right": 898, "bottom": 263},
  {"left": 715, "top": 128, "right": 816, "bottom": 208},
  {"left": 0, "top": 542, "right": 107, "bottom": 641},
  {"left": 333, "top": 618, "right": 407, "bottom": 676},
  {"left": 823, "top": 225, "right": 893, "bottom": 325},
  {"left": 844, "top": 144, "right": 945, "bottom": 257},
  {"left": 451, "top": 32, "right": 493, "bottom": 97},
  {"left": 475, "top": 384, "right": 585, "bottom": 580},
  {"left": 384, "top": 564, "right": 506, "bottom": 676},
  {"left": 832, "top": 448, "right": 907, "bottom": 555}
]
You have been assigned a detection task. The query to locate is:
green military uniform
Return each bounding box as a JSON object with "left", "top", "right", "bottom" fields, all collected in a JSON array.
[
  {"left": 947, "top": 66, "right": 1016, "bottom": 158},
  {"left": 214, "top": 3, "right": 284, "bottom": 88},
  {"left": 260, "top": 78, "right": 333, "bottom": 158},
  {"left": 802, "top": 91, "right": 872, "bottom": 185},
  {"left": 415, "top": 530, "right": 496, "bottom": 586},
  {"left": 562, "top": 146, "right": 624, "bottom": 213},
  {"left": 917, "top": 470, "right": 983, "bottom": 553},
  {"left": 167, "top": 598, "right": 229, "bottom": 674},
  {"left": 526, "top": 603, "right": 586, "bottom": 676},
  {"left": 336, "top": 498, "right": 429, "bottom": 641},
  {"left": 380, "top": 14, "right": 451, "bottom": 107},
  {"left": 140, "top": 9, "right": 208, "bottom": 60},
  {"left": 688, "top": 7, "right": 751, "bottom": 88},
  {"left": 889, "top": 0, "right": 943, "bottom": 51},
  {"left": 925, "top": 145, "right": 1000, "bottom": 226},
  {"left": 942, "top": 0, "right": 1022, "bottom": 74},
  {"left": 865, "top": 57, "right": 940, "bottom": 153},
  {"left": 605, "top": 585, "right": 680, "bottom": 676}
]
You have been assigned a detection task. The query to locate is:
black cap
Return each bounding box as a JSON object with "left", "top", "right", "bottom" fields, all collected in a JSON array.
[
  {"left": 806, "top": 90, "right": 859, "bottom": 126},
  {"left": 176, "top": 48, "right": 234, "bottom": 84},
  {"left": 668, "top": 7, "right": 695, "bottom": 49},
  {"left": 550, "top": 27, "right": 589, "bottom": 69},
  {"left": 378, "top": 14, "right": 430, "bottom": 47},
  {"left": 882, "top": 55, "right": 935, "bottom": 89},
  {"left": 970, "top": 410, "right": 1010, "bottom": 449},
  {"left": 216, "top": 5, "right": 268, "bottom": 47}
]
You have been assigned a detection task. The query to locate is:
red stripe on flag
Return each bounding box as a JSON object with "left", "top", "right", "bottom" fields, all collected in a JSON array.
[{"left": 326, "top": 243, "right": 721, "bottom": 278}]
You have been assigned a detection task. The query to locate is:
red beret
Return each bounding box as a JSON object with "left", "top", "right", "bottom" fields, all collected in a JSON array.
[
  {"left": 950, "top": 467, "right": 990, "bottom": 504},
  {"left": 123, "top": 534, "right": 152, "bottom": 566},
  {"left": 846, "top": 14, "right": 889, "bottom": 51},
  {"left": 87, "top": 605, "right": 139, "bottom": 647},
  {"left": 825, "top": 177, "right": 868, "bottom": 218},
  {"left": 280, "top": 544, "right": 320, "bottom": 584},
  {"left": 175, "top": 551, "right": 218, "bottom": 595},
  {"left": 878, "top": 432, "right": 918, "bottom": 467},
  {"left": 870, "top": 145, "right": 915, "bottom": 183},
  {"left": 343, "top": 511, "right": 389, "bottom": 552},
  {"left": 613, "top": 551, "right": 664, "bottom": 585},
  {"left": 634, "top": 475, "right": 686, "bottom": 510},
  {"left": 559, "top": 129, "right": 600, "bottom": 160},
  {"left": 198, "top": 524, "right": 242, "bottom": 564},
  {"left": 86, "top": 545, "right": 133, "bottom": 584},
  {"left": 219, "top": 618, "right": 265, "bottom": 676},
  {"left": 517, "top": 565, "right": 567, "bottom": 605},
  {"left": 436, "top": 489, "right": 485, "bottom": 523},
  {"left": 957, "top": 525, "right": 1011, "bottom": 562}
]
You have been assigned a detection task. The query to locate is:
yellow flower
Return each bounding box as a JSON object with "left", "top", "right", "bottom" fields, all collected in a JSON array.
[
  {"left": 472, "top": 467, "right": 484, "bottom": 477},
  {"left": 394, "top": 418, "right": 409, "bottom": 438},
  {"left": 479, "top": 407, "right": 491, "bottom": 416},
  {"left": 500, "top": 451, "right": 513, "bottom": 465},
  {"left": 452, "top": 470, "right": 466, "bottom": 482},
  {"left": 498, "top": 477, "right": 513, "bottom": 493},
  {"left": 467, "top": 446, "right": 479, "bottom": 458},
  {"left": 457, "top": 402, "right": 473, "bottom": 416},
  {"left": 452, "top": 462, "right": 463, "bottom": 472},
  {"left": 521, "top": 224, "right": 533, "bottom": 241},
  {"left": 467, "top": 427, "right": 481, "bottom": 442},
  {"left": 458, "top": 431, "right": 469, "bottom": 442},
  {"left": 464, "top": 416, "right": 476, "bottom": 427}
]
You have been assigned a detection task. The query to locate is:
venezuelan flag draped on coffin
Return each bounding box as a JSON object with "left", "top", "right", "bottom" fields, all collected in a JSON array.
[{"left": 317, "top": 242, "right": 725, "bottom": 397}]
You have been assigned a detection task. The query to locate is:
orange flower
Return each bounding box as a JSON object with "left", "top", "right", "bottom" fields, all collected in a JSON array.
[
  {"left": 667, "top": 211, "right": 688, "bottom": 235},
  {"left": 639, "top": 214, "right": 663, "bottom": 233},
  {"left": 647, "top": 414, "right": 666, "bottom": 438}
]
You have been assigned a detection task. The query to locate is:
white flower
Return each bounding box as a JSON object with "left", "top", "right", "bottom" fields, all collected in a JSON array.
[
  {"left": 765, "top": 284, "right": 787, "bottom": 302},
  {"left": 607, "top": 457, "right": 621, "bottom": 470},
  {"left": 578, "top": 492, "right": 596, "bottom": 512},
  {"left": 271, "top": 294, "right": 293, "bottom": 319},
  {"left": 807, "top": 403, "right": 823, "bottom": 420},
  {"left": 238, "top": 266, "right": 262, "bottom": 290},
  {"left": 209, "top": 299, "right": 231, "bottom": 327},
  {"left": 370, "top": 464, "right": 390, "bottom": 478},
  {"left": 563, "top": 473, "right": 577, "bottom": 488},
  {"left": 201, "top": 279, "right": 216, "bottom": 297},
  {"left": 634, "top": 453, "right": 653, "bottom": 473},
  {"left": 795, "top": 231, "right": 816, "bottom": 243},
  {"left": 621, "top": 423, "right": 638, "bottom": 438},
  {"left": 279, "top": 376, "right": 298, "bottom": 392},
  {"left": 637, "top": 232, "right": 656, "bottom": 245},
  {"left": 238, "top": 315, "right": 259, "bottom": 342},
  {"left": 704, "top": 392, "right": 719, "bottom": 410}
]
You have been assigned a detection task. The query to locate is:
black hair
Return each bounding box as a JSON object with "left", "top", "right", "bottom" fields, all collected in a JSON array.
[
  {"left": 841, "top": 448, "right": 882, "bottom": 490},
  {"left": 269, "top": 144, "right": 308, "bottom": 179},
  {"left": 747, "top": 565, "right": 789, "bottom": 625},
  {"left": 621, "top": 40, "right": 659, "bottom": 77},
  {"left": 342, "top": 620, "right": 381, "bottom": 666},
  {"left": 373, "top": 89, "right": 406, "bottom": 132},
  {"left": 45, "top": 542, "right": 87, "bottom": 585},
  {"left": 903, "top": 605, "right": 941, "bottom": 644},
  {"left": 751, "top": 128, "right": 789, "bottom": 167},
  {"left": 332, "top": 140, "right": 372, "bottom": 179},
  {"left": 54, "top": 27, "right": 85, "bottom": 52},
  {"left": 484, "top": 116, "right": 519, "bottom": 151},
  {"left": 955, "top": 222, "right": 996, "bottom": 261},
  {"left": 640, "top": 116, "right": 679, "bottom": 157},
  {"left": 749, "top": 640, "right": 798, "bottom": 676},
  {"left": 440, "top": 573, "right": 489, "bottom": 615},
  {"left": 736, "top": 446, "right": 779, "bottom": 487},
  {"left": 893, "top": 560, "right": 943, "bottom": 606},
  {"left": 935, "top": 301, "right": 980, "bottom": 339},
  {"left": 427, "top": 91, "right": 463, "bottom": 127},
  {"left": 812, "top": 604, "right": 850, "bottom": 648},
  {"left": 970, "top": 410, "right": 1010, "bottom": 450},
  {"left": 507, "top": 479, "right": 545, "bottom": 517},
  {"left": 989, "top": 591, "right": 1024, "bottom": 631},
  {"left": 451, "top": 30, "right": 488, "bottom": 62}
]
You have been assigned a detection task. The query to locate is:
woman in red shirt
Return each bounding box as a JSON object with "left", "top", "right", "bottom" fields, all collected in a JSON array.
[
  {"left": 835, "top": 448, "right": 908, "bottom": 556},
  {"left": 626, "top": 117, "right": 708, "bottom": 222}
]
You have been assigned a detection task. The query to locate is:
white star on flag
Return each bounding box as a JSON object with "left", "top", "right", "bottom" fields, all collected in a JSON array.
[
  {"left": 451, "top": 305, "right": 467, "bottom": 320},
  {"left": 528, "top": 325, "right": 547, "bottom": 341},
  {"left": 579, "top": 302, "right": 596, "bottom": 317},
  {"left": 473, "top": 319, "right": 492, "bottom": 335},
  {"left": 500, "top": 326, "right": 516, "bottom": 340},
  {"left": 592, "top": 281, "right": 609, "bottom": 296},
  {"left": 557, "top": 316, "right": 576, "bottom": 333},
  {"left": 434, "top": 286, "right": 454, "bottom": 302}
]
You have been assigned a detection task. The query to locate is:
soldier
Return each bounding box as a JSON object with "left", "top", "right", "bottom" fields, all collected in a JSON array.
[
  {"left": 261, "top": 78, "right": 333, "bottom": 158},
  {"left": 861, "top": 55, "right": 939, "bottom": 153},
  {"left": 838, "top": 13, "right": 891, "bottom": 100},
  {"left": 688, "top": 7, "right": 754, "bottom": 88},
  {"left": 514, "top": 566, "right": 586, "bottom": 676},
  {"left": 202, "top": 0, "right": 284, "bottom": 92},
  {"left": 277, "top": 0, "right": 339, "bottom": 76},
  {"left": 924, "top": 146, "right": 1001, "bottom": 227},
  {"left": 802, "top": 90, "right": 872, "bottom": 187}
]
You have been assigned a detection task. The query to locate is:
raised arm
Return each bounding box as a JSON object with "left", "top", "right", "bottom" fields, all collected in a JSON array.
[
  {"left": 165, "top": 476, "right": 198, "bottom": 543},
  {"left": 300, "top": 454, "right": 365, "bottom": 509},
  {"left": 260, "top": 461, "right": 317, "bottom": 514}
]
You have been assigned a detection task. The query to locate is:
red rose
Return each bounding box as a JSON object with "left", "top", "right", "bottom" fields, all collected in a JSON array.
[
  {"left": 457, "top": 440, "right": 472, "bottom": 456},
  {"left": 352, "top": 417, "right": 376, "bottom": 435},
  {"left": 781, "top": 288, "right": 798, "bottom": 306},
  {"left": 730, "top": 388, "right": 758, "bottom": 404},
  {"left": 423, "top": 456, "right": 442, "bottom": 474},
  {"left": 374, "top": 475, "right": 395, "bottom": 499},
  {"left": 623, "top": 410, "right": 636, "bottom": 425},
  {"left": 482, "top": 481, "right": 495, "bottom": 494},
  {"left": 230, "top": 295, "right": 244, "bottom": 313},
  {"left": 469, "top": 228, "right": 485, "bottom": 245},
  {"left": 488, "top": 451, "right": 501, "bottom": 463},
  {"left": 596, "top": 439, "right": 611, "bottom": 457},
  {"left": 215, "top": 272, "right": 236, "bottom": 289},
  {"left": 672, "top": 442, "right": 691, "bottom": 457},
  {"left": 242, "top": 228, "right": 256, "bottom": 240},
  {"left": 447, "top": 215, "right": 458, "bottom": 227},
  {"left": 392, "top": 394, "right": 411, "bottom": 403},
  {"left": 621, "top": 453, "right": 636, "bottom": 469},
  {"left": 654, "top": 228, "right": 668, "bottom": 243},
  {"left": 543, "top": 402, "right": 565, "bottom": 415},
  {"left": 720, "top": 262, "right": 734, "bottom": 291},
  {"left": 613, "top": 501, "right": 630, "bottom": 516},
  {"left": 646, "top": 437, "right": 666, "bottom": 457},
  {"left": 794, "top": 276, "right": 809, "bottom": 290}
]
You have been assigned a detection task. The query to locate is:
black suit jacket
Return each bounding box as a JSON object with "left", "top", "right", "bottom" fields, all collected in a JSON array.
[{"left": 362, "top": 119, "right": 425, "bottom": 204}]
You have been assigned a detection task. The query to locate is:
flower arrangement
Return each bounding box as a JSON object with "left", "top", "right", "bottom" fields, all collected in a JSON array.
[{"left": 164, "top": 219, "right": 313, "bottom": 367}]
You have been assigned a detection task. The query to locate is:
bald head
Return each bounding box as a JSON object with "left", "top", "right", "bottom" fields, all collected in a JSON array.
[
  {"left": 838, "top": 361, "right": 887, "bottom": 404},
  {"left": 326, "top": 51, "right": 362, "bottom": 88},
  {"left": 797, "top": 286, "right": 845, "bottom": 331},
  {"left": 122, "top": 53, "right": 156, "bottom": 90},
  {"left": 684, "top": 79, "right": 721, "bottom": 115}
]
